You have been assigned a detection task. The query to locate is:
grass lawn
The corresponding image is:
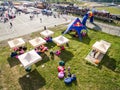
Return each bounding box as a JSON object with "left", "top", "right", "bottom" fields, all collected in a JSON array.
[
  {"left": 96, "top": 6, "right": 120, "bottom": 15},
  {"left": 0, "top": 25, "right": 120, "bottom": 90}
]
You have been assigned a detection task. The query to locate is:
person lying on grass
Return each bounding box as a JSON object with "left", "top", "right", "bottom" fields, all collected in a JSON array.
[{"left": 35, "top": 45, "right": 48, "bottom": 54}]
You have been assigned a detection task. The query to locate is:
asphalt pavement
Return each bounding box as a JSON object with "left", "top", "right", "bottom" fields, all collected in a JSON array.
[
  {"left": 0, "top": 13, "right": 72, "bottom": 41},
  {"left": 0, "top": 12, "right": 120, "bottom": 42}
]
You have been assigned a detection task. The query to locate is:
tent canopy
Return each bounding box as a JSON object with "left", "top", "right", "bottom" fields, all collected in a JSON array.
[
  {"left": 8, "top": 38, "right": 25, "bottom": 49},
  {"left": 63, "top": 18, "right": 87, "bottom": 40},
  {"left": 53, "top": 35, "right": 69, "bottom": 46},
  {"left": 92, "top": 40, "right": 111, "bottom": 54},
  {"left": 18, "top": 50, "right": 42, "bottom": 68},
  {"left": 29, "top": 37, "right": 46, "bottom": 47},
  {"left": 40, "top": 30, "right": 54, "bottom": 37}
]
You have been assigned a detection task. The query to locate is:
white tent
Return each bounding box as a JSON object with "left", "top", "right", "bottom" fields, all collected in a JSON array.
[
  {"left": 8, "top": 38, "right": 25, "bottom": 49},
  {"left": 40, "top": 30, "right": 54, "bottom": 37},
  {"left": 53, "top": 35, "right": 69, "bottom": 46},
  {"left": 18, "top": 50, "right": 42, "bottom": 68},
  {"left": 92, "top": 40, "right": 111, "bottom": 54},
  {"left": 29, "top": 37, "right": 46, "bottom": 47},
  {"left": 85, "top": 40, "right": 111, "bottom": 66}
]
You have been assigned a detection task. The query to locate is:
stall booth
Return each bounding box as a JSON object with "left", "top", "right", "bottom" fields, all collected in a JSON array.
[
  {"left": 29, "top": 37, "right": 46, "bottom": 48},
  {"left": 53, "top": 35, "right": 69, "bottom": 51},
  {"left": 40, "top": 30, "right": 54, "bottom": 42},
  {"left": 8, "top": 38, "right": 26, "bottom": 58},
  {"left": 18, "top": 49, "right": 42, "bottom": 69},
  {"left": 29, "top": 37, "right": 47, "bottom": 54},
  {"left": 53, "top": 35, "right": 69, "bottom": 46},
  {"left": 85, "top": 40, "right": 111, "bottom": 66}
]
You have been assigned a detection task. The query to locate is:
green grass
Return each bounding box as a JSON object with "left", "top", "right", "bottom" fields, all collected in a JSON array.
[
  {"left": 0, "top": 25, "right": 120, "bottom": 90},
  {"left": 96, "top": 6, "right": 120, "bottom": 15}
]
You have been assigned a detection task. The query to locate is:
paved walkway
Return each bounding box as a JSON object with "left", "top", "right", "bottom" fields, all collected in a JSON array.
[
  {"left": 0, "top": 13, "right": 120, "bottom": 42},
  {"left": 86, "top": 21, "right": 120, "bottom": 36},
  {"left": 0, "top": 13, "right": 71, "bottom": 41}
]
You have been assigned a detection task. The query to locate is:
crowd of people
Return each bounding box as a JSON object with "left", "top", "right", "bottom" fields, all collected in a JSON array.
[
  {"left": 10, "top": 46, "right": 27, "bottom": 58},
  {"left": 55, "top": 4, "right": 120, "bottom": 23},
  {"left": 35, "top": 45, "right": 48, "bottom": 55}
]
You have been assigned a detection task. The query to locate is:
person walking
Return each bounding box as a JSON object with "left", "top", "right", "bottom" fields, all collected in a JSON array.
[
  {"left": 44, "top": 26, "right": 46, "bottom": 30},
  {"left": 10, "top": 22, "right": 13, "bottom": 28},
  {"left": 40, "top": 18, "right": 42, "bottom": 23}
]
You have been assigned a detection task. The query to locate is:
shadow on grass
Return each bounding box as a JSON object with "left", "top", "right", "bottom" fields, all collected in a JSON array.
[
  {"left": 99, "top": 55, "right": 116, "bottom": 71},
  {"left": 19, "top": 69, "right": 46, "bottom": 90},
  {"left": 114, "top": 61, "right": 120, "bottom": 73},
  {"left": 91, "top": 23, "right": 102, "bottom": 31},
  {"left": 45, "top": 42, "right": 56, "bottom": 49},
  {"left": 35, "top": 53, "right": 50, "bottom": 67},
  {"left": 68, "top": 33, "right": 91, "bottom": 45},
  {"left": 65, "top": 80, "right": 78, "bottom": 87},
  {"left": 65, "top": 83, "right": 73, "bottom": 87},
  {"left": 72, "top": 80, "right": 78, "bottom": 85},
  {"left": 59, "top": 50, "right": 74, "bottom": 63},
  {"left": 7, "top": 57, "right": 20, "bottom": 68},
  {"left": 81, "top": 35, "right": 91, "bottom": 45},
  {"left": 50, "top": 53, "right": 55, "bottom": 60},
  {"left": 85, "top": 61, "right": 97, "bottom": 68}
]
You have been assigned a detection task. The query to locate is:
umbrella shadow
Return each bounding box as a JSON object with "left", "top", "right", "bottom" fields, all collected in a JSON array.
[
  {"left": 19, "top": 69, "right": 46, "bottom": 90},
  {"left": 7, "top": 57, "right": 21, "bottom": 68},
  {"left": 59, "top": 50, "right": 74, "bottom": 63},
  {"left": 35, "top": 53, "right": 50, "bottom": 67},
  {"left": 45, "top": 42, "right": 56, "bottom": 49},
  {"left": 98, "top": 54, "right": 116, "bottom": 71}
]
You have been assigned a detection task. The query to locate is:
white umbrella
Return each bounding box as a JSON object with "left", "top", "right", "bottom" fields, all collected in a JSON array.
[
  {"left": 53, "top": 35, "right": 69, "bottom": 46},
  {"left": 92, "top": 40, "right": 111, "bottom": 54},
  {"left": 29, "top": 37, "right": 46, "bottom": 48},
  {"left": 18, "top": 49, "right": 42, "bottom": 68},
  {"left": 8, "top": 38, "right": 25, "bottom": 49},
  {"left": 40, "top": 30, "right": 54, "bottom": 37}
]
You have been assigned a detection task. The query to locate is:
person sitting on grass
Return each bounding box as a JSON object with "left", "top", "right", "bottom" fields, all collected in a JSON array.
[
  {"left": 73, "top": 31, "right": 79, "bottom": 38},
  {"left": 11, "top": 46, "right": 27, "bottom": 57},
  {"left": 35, "top": 47, "right": 41, "bottom": 55},
  {"left": 39, "top": 45, "right": 48, "bottom": 52},
  {"left": 44, "top": 37, "right": 52, "bottom": 42},
  {"left": 17, "top": 47, "right": 24, "bottom": 54},
  {"left": 35, "top": 45, "right": 48, "bottom": 53},
  {"left": 55, "top": 50, "right": 61, "bottom": 56},
  {"left": 44, "top": 37, "right": 49, "bottom": 41},
  {"left": 81, "top": 30, "right": 87, "bottom": 37},
  {"left": 10, "top": 51, "right": 18, "bottom": 57},
  {"left": 13, "top": 47, "right": 19, "bottom": 51},
  {"left": 60, "top": 46, "right": 65, "bottom": 50}
]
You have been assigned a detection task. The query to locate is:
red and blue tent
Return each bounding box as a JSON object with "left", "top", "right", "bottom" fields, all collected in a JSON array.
[{"left": 63, "top": 18, "right": 87, "bottom": 40}]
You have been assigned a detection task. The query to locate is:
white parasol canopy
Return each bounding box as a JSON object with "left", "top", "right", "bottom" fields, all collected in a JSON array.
[
  {"left": 92, "top": 40, "right": 111, "bottom": 54},
  {"left": 53, "top": 35, "right": 69, "bottom": 46},
  {"left": 29, "top": 37, "right": 46, "bottom": 47},
  {"left": 8, "top": 38, "right": 25, "bottom": 49},
  {"left": 18, "top": 49, "right": 42, "bottom": 68},
  {"left": 40, "top": 30, "right": 54, "bottom": 37}
]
